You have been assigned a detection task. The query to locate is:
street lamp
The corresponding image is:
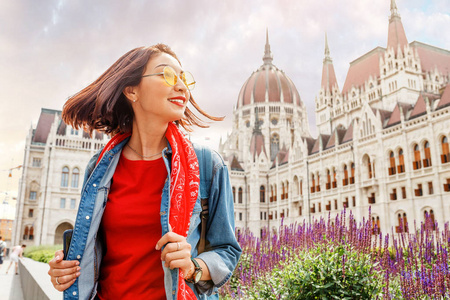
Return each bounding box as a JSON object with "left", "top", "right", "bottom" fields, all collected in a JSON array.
[{"left": 8, "top": 165, "right": 22, "bottom": 177}]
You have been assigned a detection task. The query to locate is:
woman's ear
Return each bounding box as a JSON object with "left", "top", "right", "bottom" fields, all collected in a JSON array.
[{"left": 123, "top": 86, "right": 138, "bottom": 103}]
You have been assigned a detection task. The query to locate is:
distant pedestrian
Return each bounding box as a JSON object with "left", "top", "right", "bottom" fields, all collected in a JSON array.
[
  {"left": 0, "top": 236, "right": 6, "bottom": 264},
  {"left": 6, "top": 244, "right": 26, "bottom": 275}
]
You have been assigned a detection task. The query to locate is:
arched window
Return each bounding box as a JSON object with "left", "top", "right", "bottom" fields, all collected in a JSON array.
[
  {"left": 316, "top": 173, "right": 320, "bottom": 192},
  {"left": 423, "top": 141, "right": 432, "bottom": 167},
  {"left": 270, "top": 134, "right": 280, "bottom": 161},
  {"left": 232, "top": 187, "right": 236, "bottom": 203},
  {"left": 343, "top": 165, "right": 349, "bottom": 186},
  {"left": 270, "top": 186, "right": 274, "bottom": 202},
  {"left": 413, "top": 144, "right": 421, "bottom": 170},
  {"left": 29, "top": 226, "right": 34, "bottom": 240},
  {"left": 71, "top": 167, "right": 80, "bottom": 188},
  {"left": 424, "top": 210, "right": 436, "bottom": 231},
  {"left": 281, "top": 182, "right": 285, "bottom": 200},
  {"left": 238, "top": 187, "right": 243, "bottom": 204},
  {"left": 442, "top": 136, "right": 449, "bottom": 164},
  {"left": 273, "top": 184, "right": 277, "bottom": 202},
  {"left": 300, "top": 180, "right": 303, "bottom": 195},
  {"left": 388, "top": 151, "right": 396, "bottom": 175},
  {"left": 372, "top": 216, "right": 380, "bottom": 234},
  {"left": 396, "top": 213, "right": 408, "bottom": 233},
  {"left": 23, "top": 226, "right": 29, "bottom": 240},
  {"left": 350, "top": 163, "right": 355, "bottom": 184},
  {"left": 367, "top": 157, "right": 373, "bottom": 179},
  {"left": 326, "top": 170, "right": 331, "bottom": 190},
  {"left": 311, "top": 174, "right": 316, "bottom": 193},
  {"left": 398, "top": 149, "right": 405, "bottom": 173},
  {"left": 61, "top": 167, "right": 69, "bottom": 187},
  {"left": 285, "top": 181, "right": 289, "bottom": 199},
  {"left": 332, "top": 168, "right": 337, "bottom": 188},
  {"left": 260, "top": 186, "right": 265, "bottom": 203}
]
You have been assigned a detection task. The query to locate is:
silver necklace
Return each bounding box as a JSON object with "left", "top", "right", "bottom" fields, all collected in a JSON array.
[{"left": 126, "top": 143, "right": 162, "bottom": 159}]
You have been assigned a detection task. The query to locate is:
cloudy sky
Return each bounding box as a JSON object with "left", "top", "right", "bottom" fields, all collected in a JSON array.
[{"left": 0, "top": 0, "right": 449, "bottom": 196}]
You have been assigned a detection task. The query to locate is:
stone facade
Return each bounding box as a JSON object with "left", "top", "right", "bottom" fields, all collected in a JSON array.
[
  {"left": 220, "top": 1, "right": 450, "bottom": 237},
  {"left": 12, "top": 109, "right": 108, "bottom": 246}
]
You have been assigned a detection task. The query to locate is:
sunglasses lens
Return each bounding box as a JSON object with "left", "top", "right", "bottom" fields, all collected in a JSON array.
[
  {"left": 163, "top": 67, "right": 195, "bottom": 90},
  {"left": 163, "top": 67, "right": 176, "bottom": 86},
  {"left": 183, "top": 72, "right": 195, "bottom": 90}
]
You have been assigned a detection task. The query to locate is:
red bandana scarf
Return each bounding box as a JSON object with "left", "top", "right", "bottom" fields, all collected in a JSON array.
[{"left": 97, "top": 122, "right": 200, "bottom": 299}]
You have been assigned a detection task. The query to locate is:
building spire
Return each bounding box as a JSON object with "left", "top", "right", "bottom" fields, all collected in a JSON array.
[
  {"left": 387, "top": 0, "right": 408, "bottom": 53},
  {"left": 321, "top": 32, "right": 338, "bottom": 91},
  {"left": 324, "top": 32, "right": 330, "bottom": 59},
  {"left": 263, "top": 28, "right": 273, "bottom": 65},
  {"left": 390, "top": 0, "right": 399, "bottom": 18}
]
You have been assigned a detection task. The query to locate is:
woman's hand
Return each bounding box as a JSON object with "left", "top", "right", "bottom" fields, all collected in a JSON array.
[
  {"left": 156, "top": 232, "right": 194, "bottom": 278},
  {"left": 48, "top": 250, "right": 81, "bottom": 292}
]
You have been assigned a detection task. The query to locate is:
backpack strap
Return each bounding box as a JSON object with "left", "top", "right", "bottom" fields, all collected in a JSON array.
[{"left": 194, "top": 145, "right": 213, "bottom": 254}]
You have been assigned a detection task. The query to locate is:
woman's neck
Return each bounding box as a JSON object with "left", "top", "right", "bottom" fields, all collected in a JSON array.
[{"left": 125, "top": 119, "right": 168, "bottom": 160}]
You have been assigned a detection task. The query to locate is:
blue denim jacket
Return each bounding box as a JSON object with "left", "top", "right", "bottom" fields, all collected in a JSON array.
[{"left": 63, "top": 137, "right": 241, "bottom": 300}]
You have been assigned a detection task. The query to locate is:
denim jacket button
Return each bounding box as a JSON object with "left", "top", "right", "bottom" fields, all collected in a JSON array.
[
  {"left": 77, "top": 255, "right": 81, "bottom": 259},
  {"left": 86, "top": 215, "right": 90, "bottom": 220},
  {"left": 93, "top": 183, "right": 97, "bottom": 187},
  {"left": 160, "top": 211, "right": 166, "bottom": 216},
  {"left": 72, "top": 291, "right": 77, "bottom": 296},
  {"left": 172, "top": 290, "right": 176, "bottom": 295}
]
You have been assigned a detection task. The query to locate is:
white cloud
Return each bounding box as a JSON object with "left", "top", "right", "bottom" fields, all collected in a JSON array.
[{"left": 0, "top": 0, "right": 448, "bottom": 193}]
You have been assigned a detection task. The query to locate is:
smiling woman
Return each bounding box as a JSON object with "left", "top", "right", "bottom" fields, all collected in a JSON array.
[{"left": 47, "top": 44, "right": 241, "bottom": 300}]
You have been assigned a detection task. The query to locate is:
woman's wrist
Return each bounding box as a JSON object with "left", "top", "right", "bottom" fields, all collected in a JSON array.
[{"left": 184, "top": 259, "right": 195, "bottom": 280}]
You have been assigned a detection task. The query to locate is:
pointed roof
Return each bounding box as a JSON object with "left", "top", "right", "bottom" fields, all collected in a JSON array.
[
  {"left": 342, "top": 47, "right": 384, "bottom": 95},
  {"left": 321, "top": 33, "right": 338, "bottom": 91},
  {"left": 386, "top": 102, "right": 412, "bottom": 127},
  {"left": 375, "top": 109, "right": 393, "bottom": 126},
  {"left": 437, "top": 84, "right": 450, "bottom": 109},
  {"left": 325, "top": 130, "right": 337, "bottom": 150},
  {"left": 311, "top": 138, "right": 320, "bottom": 154},
  {"left": 411, "top": 41, "right": 450, "bottom": 75},
  {"left": 387, "top": 0, "right": 408, "bottom": 53},
  {"left": 304, "top": 137, "right": 316, "bottom": 155},
  {"left": 32, "top": 108, "right": 61, "bottom": 144},
  {"left": 341, "top": 122, "right": 354, "bottom": 144},
  {"left": 271, "top": 146, "right": 289, "bottom": 168},
  {"left": 230, "top": 155, "right": 244, "bottom": 171},
  {"left": 336, "top": 128, "right": 347, "bottom": 144},
  {"left": 409, "top": 94, "right": 427, "bottom": 119}
]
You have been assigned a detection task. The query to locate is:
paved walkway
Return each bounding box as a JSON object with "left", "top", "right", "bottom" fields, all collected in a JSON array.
[{"left": 0, "top": 258, "right": 24, "bottom": 300}]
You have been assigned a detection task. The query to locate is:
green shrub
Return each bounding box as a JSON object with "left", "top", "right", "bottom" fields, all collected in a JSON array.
[
  {"left": 243, "top": 243, "right": 383, "bottom": 299},
  {"left": 24, "top": 244, "right": 62, "bottom": 264}
]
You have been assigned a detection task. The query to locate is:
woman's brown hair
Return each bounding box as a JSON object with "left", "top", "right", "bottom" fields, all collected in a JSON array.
[{"left": 62, "top": 44, "right": 222, "bottom": 136}]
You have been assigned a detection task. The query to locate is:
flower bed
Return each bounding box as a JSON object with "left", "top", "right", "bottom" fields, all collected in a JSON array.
[{"left": 220, "top": 209, "right": 448, "bottom": 299}]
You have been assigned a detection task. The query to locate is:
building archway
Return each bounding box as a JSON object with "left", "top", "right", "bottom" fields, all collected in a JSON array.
[{"left": 54, "top": 222, "right": 73, "bottom": 245}]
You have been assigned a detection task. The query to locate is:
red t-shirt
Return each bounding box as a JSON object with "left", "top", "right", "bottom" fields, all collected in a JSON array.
[{"left": 97, "top": 153, "right": 167, "bottom": 300}]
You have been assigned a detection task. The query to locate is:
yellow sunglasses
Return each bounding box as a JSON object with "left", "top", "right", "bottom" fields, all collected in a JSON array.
[{"left": 142, "top": 66, "right": 195, "bottom": 90}]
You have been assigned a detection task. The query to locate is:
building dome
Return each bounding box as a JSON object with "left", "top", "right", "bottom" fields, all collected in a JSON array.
[{"left": 236, "top": 32, "right": 303, "bottom": 109}]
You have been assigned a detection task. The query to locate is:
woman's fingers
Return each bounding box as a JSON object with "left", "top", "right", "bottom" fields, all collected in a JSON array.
[
  {"left": 160, "top": 240, "right": 191, "bottom": 261},
  {"left": 163, "top": 246, "right": 191, "bottom": 268},
  {"left": 155, "top": 231, "right": 181, "bottom": 250},
  {"left": 54, "top": 271, "right": 81, "bottom": 285},
  {"left": 48, "top": 250, "right": 81, "bottom": 291},
  {"left": 48, "top": 259, "right": 79, "bottom": 271},
  {"left": 49, "top": 265, "right": 81, "bottom": 277},
  {"left": 53, "top": 278, "right": 77, "bottom": 292}
]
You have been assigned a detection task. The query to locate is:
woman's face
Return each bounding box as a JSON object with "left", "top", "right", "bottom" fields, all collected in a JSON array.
[{"left": 131, "top": 52, "right": 190, "bottom": 126}]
